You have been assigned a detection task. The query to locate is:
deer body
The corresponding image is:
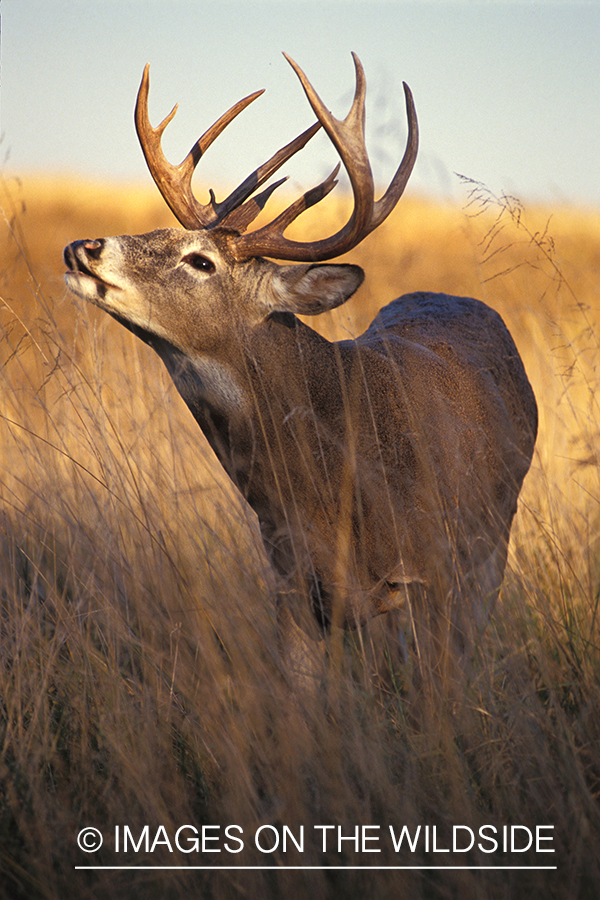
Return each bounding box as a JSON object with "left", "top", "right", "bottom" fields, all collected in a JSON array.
[{"left": 64, "top": 55, "right": 537, "bottom": 672}]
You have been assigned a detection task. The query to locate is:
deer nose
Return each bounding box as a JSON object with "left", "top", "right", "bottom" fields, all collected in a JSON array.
[
  {"left": 63, "top": 239, "right": 104, "bottom": 269},
  {"left": 82, "top": 239, "right": 104, "bottom": 259}
]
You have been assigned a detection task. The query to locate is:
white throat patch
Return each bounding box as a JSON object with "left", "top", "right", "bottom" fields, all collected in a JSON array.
[{"left": 166, "top": 353, "right": 247, "bottom": 415}]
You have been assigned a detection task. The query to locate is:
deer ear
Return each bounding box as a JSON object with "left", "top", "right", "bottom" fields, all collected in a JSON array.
[{"left": 266, "top": 263, "right": 364, "bottom": 316}]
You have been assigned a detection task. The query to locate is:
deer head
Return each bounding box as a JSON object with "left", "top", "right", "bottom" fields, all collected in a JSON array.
[{"left": 64, "top": 53, "right": 416, "bottom": 434}]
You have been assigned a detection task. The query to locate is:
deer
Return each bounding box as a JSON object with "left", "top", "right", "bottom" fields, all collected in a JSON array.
[{"left": 64, "top": 54, "right": 537, "bottom": 690}]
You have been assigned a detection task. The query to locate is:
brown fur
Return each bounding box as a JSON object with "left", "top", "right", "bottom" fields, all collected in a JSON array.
[{"left": 64, "top": 227, "right": 537, "bottom": 683}]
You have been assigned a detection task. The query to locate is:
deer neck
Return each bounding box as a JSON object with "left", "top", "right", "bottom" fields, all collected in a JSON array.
[{"left": 153, "top": 312, "right": 339, "bottom": 505}]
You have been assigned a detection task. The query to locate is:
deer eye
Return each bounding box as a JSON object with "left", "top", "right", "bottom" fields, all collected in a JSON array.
[{"left": 183, "top": 252, "right": 216, "bottom": 273}]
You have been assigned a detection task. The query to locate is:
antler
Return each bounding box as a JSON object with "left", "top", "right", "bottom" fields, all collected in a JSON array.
[
  {"left": 134, "top": 55, "right": 418, "bottom": 262},
  {"left": 235, "top": 54, "right": 418, "bottom": 261},
  {"left": 135, "top": 64, "right": 324, "bottom": 232}
]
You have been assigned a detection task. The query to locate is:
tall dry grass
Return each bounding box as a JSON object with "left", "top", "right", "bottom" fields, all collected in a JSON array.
[{"left": 0, "top": 173, "right": 599, "bottom": 899}]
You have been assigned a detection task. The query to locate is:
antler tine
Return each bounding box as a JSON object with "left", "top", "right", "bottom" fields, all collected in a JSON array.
[
  {"left": 218, "top": 121, "right": 322, "bottom": 231},
  {"left": 233, "top": 53, "right": 417, "bottom": 262},
  {"left": 135, "top": 64, "right": 265, "bottom": 229},
  {"left": 285, "top": 52, "right": 375, "bottom": 238},
  {"left": 370, "top": 82, "right": 419, "bottom": 229},
  {"left": 224, "top": 165, "right": 340, "bottom": 237}
]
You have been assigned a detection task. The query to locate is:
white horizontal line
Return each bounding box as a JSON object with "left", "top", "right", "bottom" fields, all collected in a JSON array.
[{"left": 75, "top": 865, "right": 558, "bottom": 871}]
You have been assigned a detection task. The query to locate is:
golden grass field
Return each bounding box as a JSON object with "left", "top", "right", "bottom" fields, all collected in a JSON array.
[{"left": 1, "top": 173, "right": 599, "bottom": 899}]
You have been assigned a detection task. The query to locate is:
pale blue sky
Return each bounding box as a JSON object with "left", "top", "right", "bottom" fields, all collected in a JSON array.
[{"left": 2, "top": 0, "right": 599, "bottom": 207}]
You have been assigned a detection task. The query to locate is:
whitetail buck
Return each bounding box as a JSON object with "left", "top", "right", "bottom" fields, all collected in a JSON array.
[{"left": 64, "top": 54, "right": 537, "bottom": 684}]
